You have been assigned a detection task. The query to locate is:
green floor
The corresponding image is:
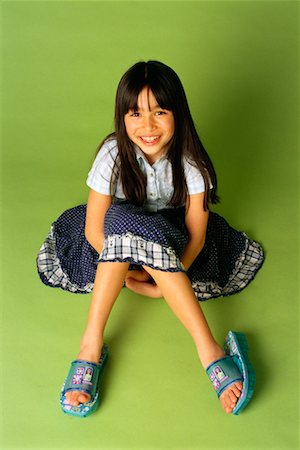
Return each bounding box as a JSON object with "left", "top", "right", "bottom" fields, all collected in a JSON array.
[
  {"left": 1, "top": 234, "right": 299, "bottom": 449},
  {"left": 1, "top": 1, "right": 299, "bottom": 449}
]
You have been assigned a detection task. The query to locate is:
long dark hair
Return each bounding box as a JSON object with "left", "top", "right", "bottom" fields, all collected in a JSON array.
[{"left": 96, "top": 61, "right": 219, "bottom": 210}]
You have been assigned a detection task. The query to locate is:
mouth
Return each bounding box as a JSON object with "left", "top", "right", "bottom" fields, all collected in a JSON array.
[{"left": 139, "top": 136, "right": 161, "bottom": 145}]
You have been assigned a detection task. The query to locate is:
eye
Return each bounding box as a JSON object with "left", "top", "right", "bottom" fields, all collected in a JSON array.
[
  {"left": 155, "top": 110, "right": 167, "bottom": 116},
  {"left": 126, "top": 109, "right": 140, "bottom": 117}
]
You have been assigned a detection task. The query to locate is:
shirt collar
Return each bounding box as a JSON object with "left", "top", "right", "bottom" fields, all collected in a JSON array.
[{"left": 134, "top": 145, "right": 168, "bottom": 168}]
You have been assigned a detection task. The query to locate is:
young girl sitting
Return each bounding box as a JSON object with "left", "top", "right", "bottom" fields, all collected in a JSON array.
[{"left": 37, "top": 60, "right": 264, "bottom": 418}]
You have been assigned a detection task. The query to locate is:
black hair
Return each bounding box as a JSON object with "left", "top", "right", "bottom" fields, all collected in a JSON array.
[{"left": 96, "top": 60, "right": 219, "bottom": 210}]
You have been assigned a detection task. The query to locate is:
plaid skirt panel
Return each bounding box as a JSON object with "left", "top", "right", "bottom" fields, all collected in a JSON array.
[{"left": 36, "top": 203, "right": 264, "bottom": 300}]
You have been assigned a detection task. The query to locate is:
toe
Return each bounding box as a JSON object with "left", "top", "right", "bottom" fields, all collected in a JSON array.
[
  {"left": 236, "top": 381, "right": 243, "bottom": 391},
  {"left": 231, "top": 382, "right": 243, "bottom": 397},
  {"left": 78, "top": 393, "right": 90, "bottom": 404},
  {"left": 220, "top": 396, "right": 233, "bottom": 414},
  {"left": 66, "top": 391, "right": 90, "bottom": 406},
  {"left": 69, "top": 391, "right": 79, "bottom": 406},
  {"left": 220, "top": 392, "right": 231, "bottom": 412},
  {"left": 220, "top": 383, "right": 242, "bottom": 414},
  {"left": 228, "top": 389, "right": 238, "bottom": 404},
  {"left": 65, "top": 392, "right": 73, "bottom": 404}
]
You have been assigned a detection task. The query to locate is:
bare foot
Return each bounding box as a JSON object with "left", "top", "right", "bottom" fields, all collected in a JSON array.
[
  {"left": 125, "top": 269, "right": 162, "bottom": 298},
  {"left": 219, "top": 381, "right": 243, "bottom": 414},
  {"left": 201, "top": 344, "right": 243, "bottom": 414},
  {"left": 65, "top": 343, "right": 102, "bottom": 407}
]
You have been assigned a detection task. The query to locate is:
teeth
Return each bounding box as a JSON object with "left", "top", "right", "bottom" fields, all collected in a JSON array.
[{"left": 141, "top": 136, "right": 159, "bottom": 142}]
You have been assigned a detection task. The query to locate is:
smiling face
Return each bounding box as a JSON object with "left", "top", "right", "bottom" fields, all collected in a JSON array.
[{"left": 124, "top": 87, "right": 175, "bottom": 165}]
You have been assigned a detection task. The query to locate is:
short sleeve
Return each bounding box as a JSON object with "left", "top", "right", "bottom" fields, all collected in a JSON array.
[
  {"left": 183, "top": 158, "right": 206, "bottom": 195},
  {"left": 86, "top": 139, "right": 119, "bottom": 195}
]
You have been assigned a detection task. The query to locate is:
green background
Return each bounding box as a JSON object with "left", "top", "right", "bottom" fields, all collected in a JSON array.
[{"left": 1, "top": 1, "right": 299, "bottom": 449}]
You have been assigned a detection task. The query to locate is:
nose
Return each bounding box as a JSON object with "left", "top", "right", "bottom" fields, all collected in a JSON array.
[{"left": 142, "top": 114, "right": 156, "bottom": 131}]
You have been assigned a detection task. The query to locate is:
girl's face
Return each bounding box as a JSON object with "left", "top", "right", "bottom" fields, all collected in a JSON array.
[{"left": 124, "top": 87, "right": 175, "bottom": 165}]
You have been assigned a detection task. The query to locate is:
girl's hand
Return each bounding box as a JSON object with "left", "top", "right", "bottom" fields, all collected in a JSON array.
[{"left": 125, "top": 269, "right": 162, "bottom": 298}]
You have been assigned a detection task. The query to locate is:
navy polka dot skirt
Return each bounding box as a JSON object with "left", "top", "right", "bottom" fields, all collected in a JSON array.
[{"left": 36, "top": 203, "right": 264, "bottom": 300}]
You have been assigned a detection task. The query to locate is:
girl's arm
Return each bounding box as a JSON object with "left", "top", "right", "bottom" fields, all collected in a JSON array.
[
  {"left": 85, "top": 189, "right": 112, "bottom": 253},
  {"left": 181, "top": 192, "right": 209, "bottom": 270}
]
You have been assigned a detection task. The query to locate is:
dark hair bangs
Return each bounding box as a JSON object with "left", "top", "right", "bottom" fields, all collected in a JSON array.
[
  {"left": 150, "top": 84, "right": 175, "bottom": 112},
  {"left": 118, "top": 62, "right": 177, "bottom": 115},
  {"left": 120, "top": 83, "right": 143, "bottom": 115},
  {"left": 121, "top": 83, "right": 175, "bottom": 115}
]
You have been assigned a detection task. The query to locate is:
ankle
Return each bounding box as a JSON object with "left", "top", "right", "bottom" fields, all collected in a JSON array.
[
  {"left": 79, "top": 333, "right": 104, "bottom": 359},
  {"left": 77, "top": 344, "right": 103, "bottom": 364},
  {"left": 80, "top": 327, "right": 104, "bottom": 345},
  {"left": 196, "top": 341, "right": 225, "bottom": 369}
]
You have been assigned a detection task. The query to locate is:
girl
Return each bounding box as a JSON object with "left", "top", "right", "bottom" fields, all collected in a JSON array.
[{"left": 37, "top": 61, "right": 264, "bottom": 418}]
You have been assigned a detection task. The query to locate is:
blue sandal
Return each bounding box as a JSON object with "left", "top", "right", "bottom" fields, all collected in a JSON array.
[
  {"left": 206, "top": 331, "right": 256, "bottom": 415},
  {"left": 60, "top": 343, "right": 109, "bottom": 418}
]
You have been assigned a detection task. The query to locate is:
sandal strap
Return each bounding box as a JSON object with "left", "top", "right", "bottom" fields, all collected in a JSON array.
[
  {"left": 206, "top": 355, "right": 243, "bottom": 398},
  {"left": 62, "top": 344, "right": 109, "bottom": 400},
  {"left": 63, "top": 360, "right": 101, "bottom": 398}
]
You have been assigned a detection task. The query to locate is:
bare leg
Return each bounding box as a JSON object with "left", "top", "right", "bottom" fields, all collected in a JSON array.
[
  {"left": 143, "top": 267, "right": 243, "bottom": 414},
  {"left": 66, "top": 261, "right": 129, "bottom": 406}
]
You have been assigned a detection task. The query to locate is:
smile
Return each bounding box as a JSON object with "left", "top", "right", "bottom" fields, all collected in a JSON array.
[{"left": 139, "top": 136, "right": 160, "bottom": 144}]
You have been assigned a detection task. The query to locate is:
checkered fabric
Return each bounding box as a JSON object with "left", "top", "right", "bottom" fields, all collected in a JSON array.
[
  {"left": 36, "top": 203, "right": 264, "bottom": 300},
  {"left": 99, "top": 203, "right": 187, "bottom": 270}
]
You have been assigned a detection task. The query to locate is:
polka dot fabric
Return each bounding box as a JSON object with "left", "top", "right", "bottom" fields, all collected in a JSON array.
[
  {"left": 36, "top": 203, "right": 264, "bottom": 300},
  {"left": 99, "top": 203, "right": 188, "bottom": 270},
  {"left": 37, "top": 205, "right": 98, "bottom": 293}
]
